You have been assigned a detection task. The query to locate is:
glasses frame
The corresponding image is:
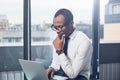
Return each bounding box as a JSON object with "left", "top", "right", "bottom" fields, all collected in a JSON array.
[{"left": 51, "top": 24, "right": 65, "bottom": 31}]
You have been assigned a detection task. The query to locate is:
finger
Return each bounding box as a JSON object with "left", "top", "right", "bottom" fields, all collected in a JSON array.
[
  {"left": 61, "top": 34, "right": 65, "bottom": 41},
  {"left": 46, "top": 69, "right": 49, "bottom": 75},
  {"left": 57, "top": 36, "right": 60, "bottom": 39},
  {"left": 51, "top": 71, "right": 54, "bottom": 78}
]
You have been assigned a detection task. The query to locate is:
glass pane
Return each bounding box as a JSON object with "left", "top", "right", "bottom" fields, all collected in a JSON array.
[
  {"left": 0, "top": 0, "right": 23, "bottom": 73},
  {"left": 100, "top": 0, "right": 120, "bottom": 41},
  {"left": 31, "top": 0, "right": 93, "bottom": 69},
  {"left": 100, "top": 0, "right": 120, "bottom": 80}
]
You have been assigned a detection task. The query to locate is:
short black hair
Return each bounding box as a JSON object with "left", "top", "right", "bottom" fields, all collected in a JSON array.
[{"left": 54, "top": 8, "right": 73, "bottom": 26}]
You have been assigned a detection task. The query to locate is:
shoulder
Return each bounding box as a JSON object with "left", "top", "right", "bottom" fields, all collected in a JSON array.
[
  {"left": 76, "top": 30, "right": 93, "bottom": 50},
  {"left": 75, "top": 30, "right": 91, "bottom": 41},
  {"left": 69, "top": 29, "right": 92, "bottom": 45}
]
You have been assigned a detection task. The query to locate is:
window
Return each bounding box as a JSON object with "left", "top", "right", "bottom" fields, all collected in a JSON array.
[
  {"left": 112, "top": 4, "right": 120, "bottom": 14},
  {"left": 100, "top": 0, "right": 120, "bottom": 79},
  {"left": 0, "top": 0, "right": 23, "bottom": 72}
]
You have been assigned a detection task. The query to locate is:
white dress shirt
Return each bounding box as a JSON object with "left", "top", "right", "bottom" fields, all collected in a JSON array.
[{"left": 50, "top": 29, "right": 93, "bottom": 79}]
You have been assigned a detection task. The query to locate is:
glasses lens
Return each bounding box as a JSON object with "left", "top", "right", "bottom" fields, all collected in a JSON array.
[
  {"left": 51, "top": 24, "right": 56, "bottom": 31},
  {"left": 51, "top": 24, "right": 64, "bottom": 31}
]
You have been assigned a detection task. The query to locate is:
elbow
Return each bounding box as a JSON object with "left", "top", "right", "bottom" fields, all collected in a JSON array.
[{"left": 67, "top": 71, "right": 78, "bottom": 79}]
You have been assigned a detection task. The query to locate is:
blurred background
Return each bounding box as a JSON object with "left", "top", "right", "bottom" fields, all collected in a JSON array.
[{"left": 0, "top": 0, "right": 120, "bottom": 80}]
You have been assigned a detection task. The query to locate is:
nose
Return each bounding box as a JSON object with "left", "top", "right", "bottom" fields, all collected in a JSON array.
[{"left": 56, "top": 29, "right": 60, "bottom": 33}]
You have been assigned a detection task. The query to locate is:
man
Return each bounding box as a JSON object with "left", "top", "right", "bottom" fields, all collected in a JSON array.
[{"left": 46, "top": 8, "right": 93, "bottom": 80}]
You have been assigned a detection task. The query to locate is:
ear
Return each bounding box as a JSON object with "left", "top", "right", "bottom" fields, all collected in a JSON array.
[{"left": 70, "top": 21, "right": 74, "bottom": 26}]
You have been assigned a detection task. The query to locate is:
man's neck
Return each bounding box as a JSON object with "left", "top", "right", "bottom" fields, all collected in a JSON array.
[{"left": 67, "top": 28, "right": 75, "bottom": 37}]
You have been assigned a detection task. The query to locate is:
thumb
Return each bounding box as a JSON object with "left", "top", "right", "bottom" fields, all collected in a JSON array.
[{"left": 61, "top": 34, "right": 65, "bottom": 41}]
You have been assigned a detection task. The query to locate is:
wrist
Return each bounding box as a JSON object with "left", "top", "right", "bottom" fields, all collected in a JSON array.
[
  {"left": 58, "top": 51, "right": 64, "bottom": 55},
  {"left": 49, "top": 67, "right": 55, "bottom": 72},
  {"left": 56, "top": 49, "right": 64, "bottom": 55}
]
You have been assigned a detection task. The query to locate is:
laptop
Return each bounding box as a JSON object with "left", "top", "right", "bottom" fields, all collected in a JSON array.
[{"left": 19, "top": 59, "right": 68, "bottom": 80}]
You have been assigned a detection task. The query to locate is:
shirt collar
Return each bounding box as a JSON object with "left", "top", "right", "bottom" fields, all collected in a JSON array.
[{"left": 69, "top": 29, "right": 78, "bottom": 40}]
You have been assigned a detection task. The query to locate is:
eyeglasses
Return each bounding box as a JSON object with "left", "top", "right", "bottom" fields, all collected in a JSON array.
[{"left": 51, "top": 24, "right": 65, "bottom": 31}]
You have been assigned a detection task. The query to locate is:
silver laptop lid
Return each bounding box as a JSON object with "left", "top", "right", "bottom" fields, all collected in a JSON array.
[{"left": 19, "top": 59, "right": 49, "bottom": 80}]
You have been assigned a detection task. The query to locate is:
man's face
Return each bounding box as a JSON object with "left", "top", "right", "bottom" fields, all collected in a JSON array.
[{"left": 53, "top": 14, "right": 67, "bottom": 38}]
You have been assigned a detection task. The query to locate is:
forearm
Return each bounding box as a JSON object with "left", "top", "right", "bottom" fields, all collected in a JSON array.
[
  {"left": 58, "top": 53, "right": 80, "bottom": 78},
  {"left": 49, "top": 51, "right": 60, "bottom": 71}
]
